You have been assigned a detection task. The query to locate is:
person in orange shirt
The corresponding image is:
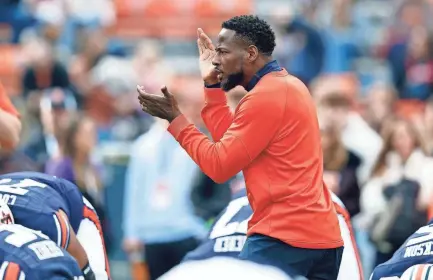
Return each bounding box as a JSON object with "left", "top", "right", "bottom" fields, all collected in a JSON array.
[
  {"left": 0, "top": 82, "right": 21, "bottom": 150},
  {"left": 137, "top": 15, "right": 343, "bottom": 279}
]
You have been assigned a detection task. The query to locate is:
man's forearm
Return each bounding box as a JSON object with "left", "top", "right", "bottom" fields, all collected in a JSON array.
[
  {"left": 201, "top": 87, "right": 234, "bottom": 142},
  {"left": 0, "top": 109, "right": 21, "bottom": 149}
]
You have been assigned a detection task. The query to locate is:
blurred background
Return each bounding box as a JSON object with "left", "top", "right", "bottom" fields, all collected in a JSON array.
[{"left": 1, "top": 0, "right": 433, "bottom": 279}]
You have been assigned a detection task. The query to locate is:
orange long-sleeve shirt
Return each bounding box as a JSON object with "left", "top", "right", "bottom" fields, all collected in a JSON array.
[{"left": 168, "top": 68, "right": 343, "bottom": 249}]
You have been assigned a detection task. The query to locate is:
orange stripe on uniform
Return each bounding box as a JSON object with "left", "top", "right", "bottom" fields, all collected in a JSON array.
[
  {"left": 415, "top": 264, "right": 426, "bottom": 280},
  {"left": 333, "top": 203, "right": 364, "bottom": 280},
  {"left": 55, "top": 211, "right": 68, "bottom": 248},
  {"left": 83, "top": 206, "right": 111, "bottom": 278},
  {"left": 428, "top": 200, "right": 433, "bottom": 221},
  {"left": 4, "top": 262, "right": 20, "bottom": 280}
]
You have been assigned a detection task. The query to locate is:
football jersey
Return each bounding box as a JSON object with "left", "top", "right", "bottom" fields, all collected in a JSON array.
[
  {"left": 0, "top": 224, "right": 83, "bottom": 280},
  {"left": 331, "top": 192, "right": 364, "bottom": 280},
  {"left": 184, "top": 188, "right": 363, "bottom": 280},
  {"left": 371, "top": 219, "right": 433, "bottom": 280},
  {"left": 0, "top": 172, "right": 85, "bottom": 250},
  {"left": 184, "top": 188, "right": 251, "bottom": 261}
]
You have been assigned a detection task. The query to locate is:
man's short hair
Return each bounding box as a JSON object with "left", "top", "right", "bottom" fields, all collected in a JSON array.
[
  {"left": 319, "top": 93, "right": 351, "bottom": 108},
  {"left": 222, "top": 15, "right": 276, "bottom": 56}
]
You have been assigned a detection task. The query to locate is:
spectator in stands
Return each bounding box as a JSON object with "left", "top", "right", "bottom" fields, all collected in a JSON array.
[
  {"left": 360, "top": 117, "right": 433, "bottom": 265},
  {"left": 400, "top": 26, "right": 433, "bottom": 100},
  {"left": 69, "top": 29, "right": 108, "bottom": 98},
  {"left": 384, "top": 1, "right": 431, "bottom": 94},
  {"left": 320, "top": 122, "right": 361, "bottom": 217},
  {"left": 271, "top": 4, "right": 324, "bottom": 86},
  {"left": 364, "top": 82, "right": 397, "bottom": 133},
  {"left": 24, "top": 0, "right": 66, "bottom": 53},
  {"left": 0, "top": 0, "right": 36, "bottom": 43},
  {"left": 61, "top": 0, "right": 115, "bottom": 54},
  {"left": 21, "top": 38, "right": 71, "bottom": 111},
  {"left": 45, "top": 113, "right": 111, "bottom": 253},
  {"left": 87, "top": 42, "right": 158, "bottom": 142},
  {"left": 46, "top": 114, "right": 101, "bottom": 204},
  {"left": 132, "top": 40, "right": 173, "bottom": 96},
  {"left": 122, "top": 79, "right": 207, "bottom": 280},
  {"left": 424, "top": 98, "right": 433, "bottom": 155},
  {"left": 69, "top": 30, "right": 126, "bottom": 141},
  {"left": 22, "top": 87, "right": 77, "bottom": 171},
  {"left": 315, "top": 89, "right": 382, "bottom": 185},
  {"left": 318, "top": 0, "right": 361, "bottom": 74},
  {"left": 93, "top": 39, "right": 170, "bottom": 136}
]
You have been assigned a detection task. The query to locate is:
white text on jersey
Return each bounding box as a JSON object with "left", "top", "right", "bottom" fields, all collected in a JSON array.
[{"left": 404, "top": 241, "right": 433, "bottom": 258}]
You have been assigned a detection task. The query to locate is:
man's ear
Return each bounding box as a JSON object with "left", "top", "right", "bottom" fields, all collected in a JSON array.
[{"left": 246, "top": 45, "right": 259, "bottom": 62}]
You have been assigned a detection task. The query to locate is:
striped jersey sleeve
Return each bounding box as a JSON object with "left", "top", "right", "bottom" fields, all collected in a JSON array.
[
  {"left": 52, "top": 212, "right": 71, "bottom": 249},
  {"left": 0, "top": 261, "right": 26, "bottom": 280}
]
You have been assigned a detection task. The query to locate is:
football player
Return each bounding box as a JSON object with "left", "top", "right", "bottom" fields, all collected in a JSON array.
[
  {"left": 370, "top": 220, "right": 433, "bottom": 280},
  {"left": 184, "top": 183, "right": 363, "bottom": 280},
  {"left": 0, "top": 172, "right": 110, "bottom": 280},
  {"left": 0, "top": 222, "right": 84, "bottom": 279}
]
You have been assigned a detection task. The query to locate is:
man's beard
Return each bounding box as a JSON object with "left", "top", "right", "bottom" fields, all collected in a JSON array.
[{"left": 221, "top": 71, "right": 244, "bottom": 92}]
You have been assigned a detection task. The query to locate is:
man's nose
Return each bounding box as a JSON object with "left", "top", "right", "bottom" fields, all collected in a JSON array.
[{"left": 212, "top": 55, "right": 220, "bottom": 67}]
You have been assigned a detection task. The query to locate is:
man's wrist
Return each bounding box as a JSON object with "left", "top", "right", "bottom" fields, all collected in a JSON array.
[
  {"left": 167, "top": 114, "right": 190, "bottom": 139},
  {"left": 168, "top": 112, "right": 181, "bottom": 123},
  {"left": 82, "top": 262, "right": 96, "bottom": 280}
]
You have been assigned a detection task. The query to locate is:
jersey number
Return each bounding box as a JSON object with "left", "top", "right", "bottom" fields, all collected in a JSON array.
[
  {"left": 209, "top": 196, "right": 252, "bottom": 239},
  {"left": 0, "top": 178, "right": 47, "bottom": 196},
  {"left": 406, "top": 225, "right": 433, "bottom": 246}
]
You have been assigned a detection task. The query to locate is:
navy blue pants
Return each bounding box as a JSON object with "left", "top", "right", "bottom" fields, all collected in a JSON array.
[{"left": 239, "top": 234, "right": 343, "bottom": 280}]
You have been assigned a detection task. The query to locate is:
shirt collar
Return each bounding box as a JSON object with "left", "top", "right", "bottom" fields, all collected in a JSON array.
[{"left": 246, "top": 60, "right": 282, "bottom": 91}]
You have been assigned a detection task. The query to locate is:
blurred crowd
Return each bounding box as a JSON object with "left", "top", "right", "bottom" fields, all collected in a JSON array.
[{"left": 1, "top": 0, "right": 433, "bottom": 279}]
